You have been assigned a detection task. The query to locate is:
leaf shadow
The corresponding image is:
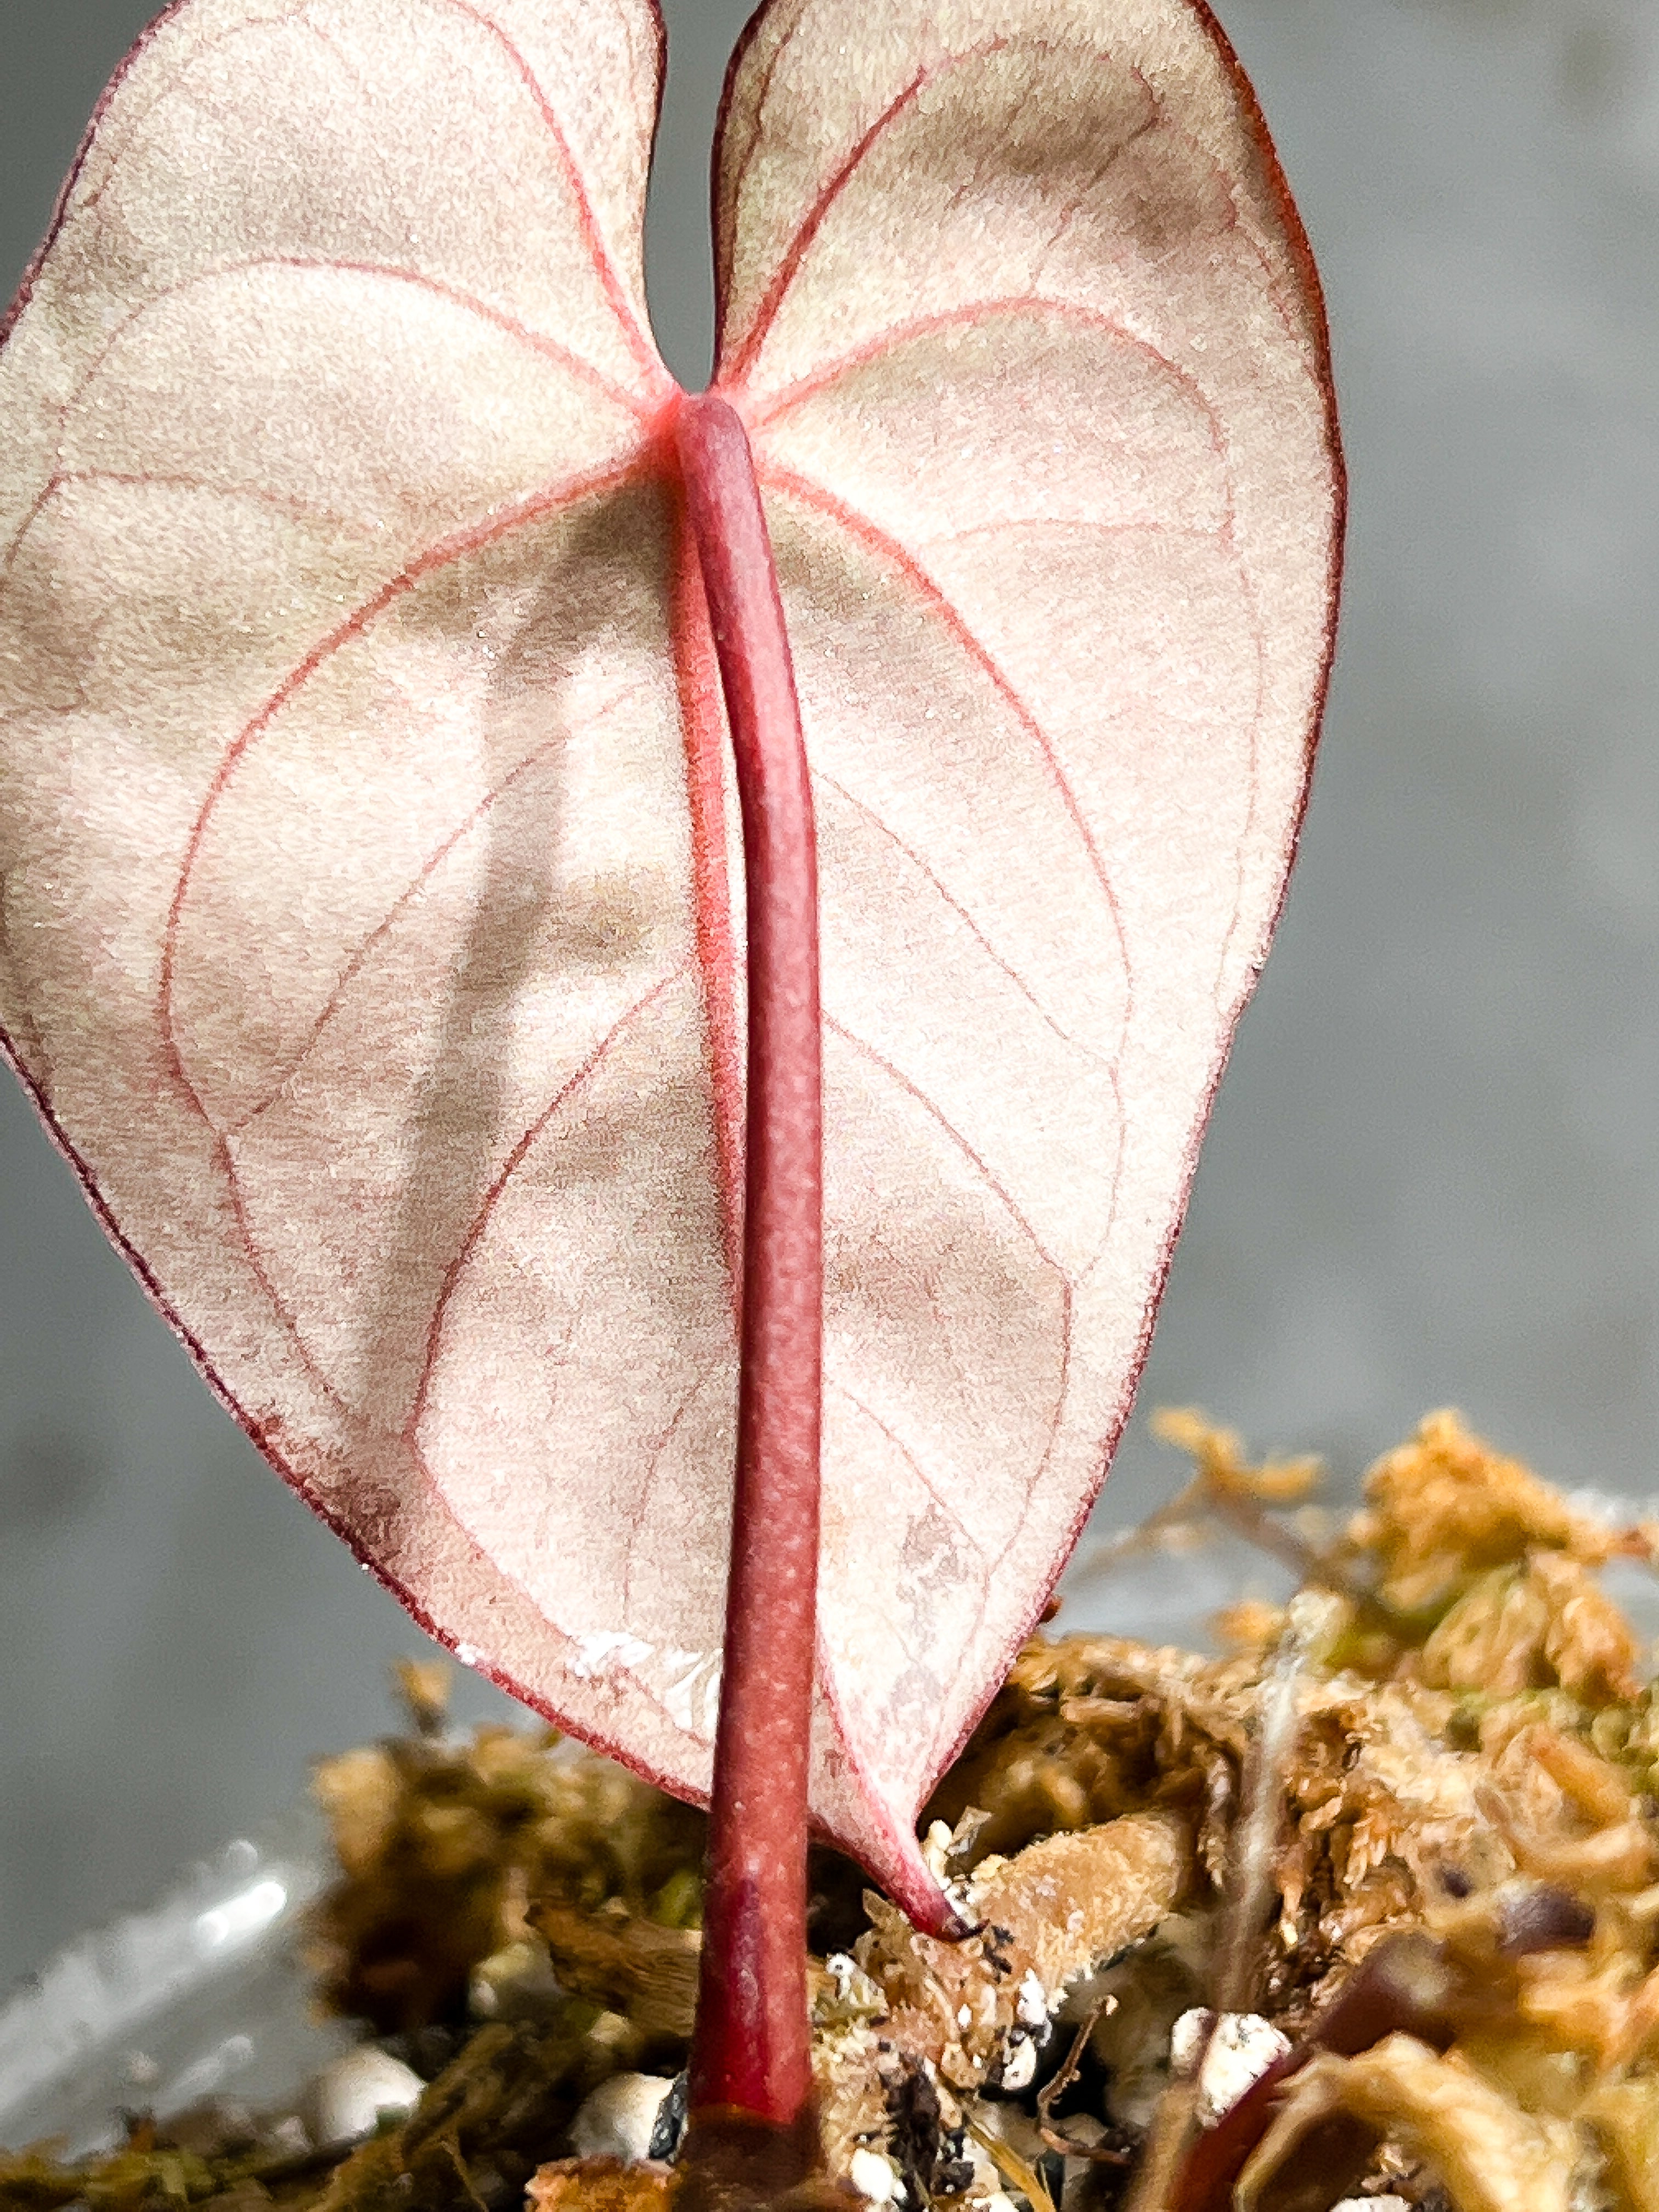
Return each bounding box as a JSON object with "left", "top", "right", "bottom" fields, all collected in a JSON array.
[{"left": 356, "top": 490, "right": 664, "bottom": 1567}]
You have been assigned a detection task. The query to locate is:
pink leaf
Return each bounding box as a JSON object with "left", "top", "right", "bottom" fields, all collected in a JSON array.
[{"left": 0, "top": 0, "right": 1340, "bottom": 1912}]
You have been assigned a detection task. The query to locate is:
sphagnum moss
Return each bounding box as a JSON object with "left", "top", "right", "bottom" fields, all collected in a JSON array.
[{"left": 6, "top": 1413, "right": 1659, "bottom": 2212}]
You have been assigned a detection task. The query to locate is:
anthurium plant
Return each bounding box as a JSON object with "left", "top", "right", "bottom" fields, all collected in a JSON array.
[{"left": 0, "top": 0, "right": 1341, "bottom": 2174}]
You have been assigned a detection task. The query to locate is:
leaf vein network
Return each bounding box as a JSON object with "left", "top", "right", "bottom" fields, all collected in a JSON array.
[{"left": 759, "top": 465, "right": 1135, "bottom": 1017}]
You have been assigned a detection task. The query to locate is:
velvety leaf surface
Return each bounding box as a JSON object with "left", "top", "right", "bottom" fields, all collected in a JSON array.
[{"left": 0, "top": 0, "right": 1339, "bottom": 1909}]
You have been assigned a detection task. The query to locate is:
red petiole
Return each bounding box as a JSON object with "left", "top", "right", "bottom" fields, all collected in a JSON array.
[{"left": 674, "top": 391, "right": 823, "bottom": 2147}]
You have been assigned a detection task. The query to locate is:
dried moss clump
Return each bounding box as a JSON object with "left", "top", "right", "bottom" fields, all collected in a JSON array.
[
  {"left": 309, "top": 1660, "right": 707, "bottom": 2034},
  {"left": 7, "top": 1412, "right": 1659, "bottom": 2212}
]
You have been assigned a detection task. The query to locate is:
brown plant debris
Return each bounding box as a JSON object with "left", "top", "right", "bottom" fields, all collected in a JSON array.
[
  {"left": 308, "top": 1708, "right": 707, "bottom": 2034},
  {"left": 528, "top": 2157, "right": 674, "bottom": 2212},
  {"left": 7, "top": 1410, "right": 1659, "bottom": 2212},
  {"left": 527, "top": 1906, "right": 701, "bottom": 2045}
]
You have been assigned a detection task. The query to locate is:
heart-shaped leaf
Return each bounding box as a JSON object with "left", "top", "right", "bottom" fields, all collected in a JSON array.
[{"left": 0, "top": 0, "right": 1340, "bottom": 1913}]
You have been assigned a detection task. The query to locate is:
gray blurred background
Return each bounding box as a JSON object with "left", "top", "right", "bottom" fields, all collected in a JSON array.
[{"left": 3, "top": 0, "right": 1658, "bottom": 1993}]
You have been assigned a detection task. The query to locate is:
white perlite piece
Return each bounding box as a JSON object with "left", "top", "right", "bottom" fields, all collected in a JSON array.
[
  {"left": 311, "top": 2047, "right": 425, "bottom": 2145},
  {"left": 987, "top": 1965, "right": 1051, "bottom": 2092},
  {"left": 1170, "top": 2009, "right": 1291, "bottom": 2127},
  {"left": 568, "top": 2073, "right": 678, "bottom": 2163},
  {"left": 469, "top": 1938, "right": 562, "bottom": 2021},
  {"left": 1015, "top": 1970, "right": 1049, "bottom": 2028},
  {"left": 849, "top": 2147, "right": 907, "bottom": 2204},
  {"left": 999, "top": 2033, "right": 1040, "bottom": 2092}
]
